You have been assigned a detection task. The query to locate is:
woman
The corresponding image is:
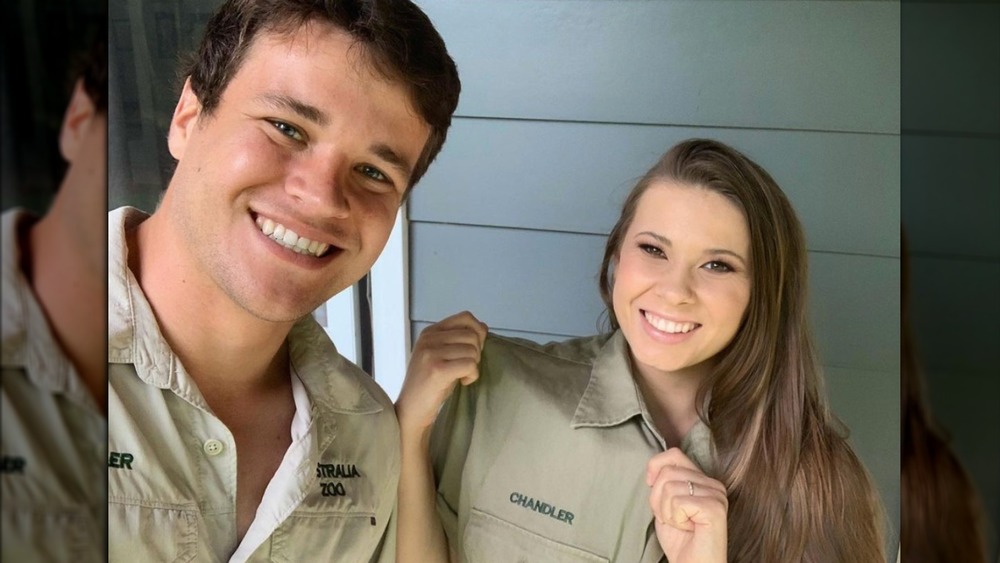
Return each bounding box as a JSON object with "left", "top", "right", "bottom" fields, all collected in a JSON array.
[{"left": 396, "top": 139, "right": 886, "bottom": 562}]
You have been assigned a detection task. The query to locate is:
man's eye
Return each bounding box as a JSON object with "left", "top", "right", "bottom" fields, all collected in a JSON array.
[
  {"left": 268, "top": 120, "right": 305, "bottom": 142},
  {"left": 356, "top": 164, "right": 389, "bottom": 183},
  {"left": 639, "top": 243, "right": 664, "bottom": 257},
  {"left": 704, "top": 260, "right": 734, "bottom": 273}
]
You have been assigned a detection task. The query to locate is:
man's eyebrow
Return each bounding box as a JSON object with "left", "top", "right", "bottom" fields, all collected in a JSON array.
[
  {"left": 636, "top": 231, "right": 747, "bottom": 266},
  {"left": 256, "top": 92, "right": 328, "bottom": 126},
  {"left": 370, "top": 143, "right": 415, "bottom": 182}
]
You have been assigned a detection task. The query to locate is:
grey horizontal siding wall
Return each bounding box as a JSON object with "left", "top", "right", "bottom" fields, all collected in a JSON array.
[
  {"left": 902, "top": 3, "right": 1000, "bottom": 558},
  {"left": 410, "top": 0, "right": 900, "bottom": 555}
]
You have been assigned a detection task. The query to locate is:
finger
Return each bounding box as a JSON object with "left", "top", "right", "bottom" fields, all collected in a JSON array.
[
  {"left": 648, "top": 467, "right": 674, "bottom": 525},
  {"left": 445, "top": 311, "right": 488, "bottom": 348},
  {"left": 417, "top": 327, "right": 486, "bottom": 353},
  {"left": 646, "top": 447, "right": 721, "bottom": 489},
  {"left": 646, "top": 448, "right": 699, "bottom": 483},
  {"left": 416, "top": 341, "right": 482, "bottom": 363},
  {"left": 420, "top": 356, "right": 479, "bottom": 385},
  {"left": 666, "top": 487, "right": 728, "bottom": 529},
  {"left": 648, "top": 465, "right": 727, "bottom": 499},
  {"left": 469, "top": 317, "right": 488, "bottom": 348},
  {"left": 419, "top": 315, "right": 489, "bottom": 354},
  {"left": 428, "top": 311, "right": 485, "bottom": 332},
  {"left": 458, "top": 370, "right": 479, "bottom": 386}
]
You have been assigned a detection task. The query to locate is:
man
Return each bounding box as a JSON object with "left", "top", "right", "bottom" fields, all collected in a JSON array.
[
  {"left": 107, "top": 0, "right": 459, "bottom": 560},
  {"left": 1, "top": 37, "right": 108, "bottom": 562}
]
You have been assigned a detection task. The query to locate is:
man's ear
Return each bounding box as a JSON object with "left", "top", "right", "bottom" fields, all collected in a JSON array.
[
  {"left": 58, "top": 79, "right": 96, "bottom": 163},
  {"left": 167, "top": 77, "right": 203, "bottom": 160}
]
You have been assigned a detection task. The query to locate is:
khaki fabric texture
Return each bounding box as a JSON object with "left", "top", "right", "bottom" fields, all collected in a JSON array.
[
  {"left": 431, "top": 332, "right": 714, "bottom": 563},
  {"left": 107, "top": 207, "right": 399, "bottom": 562},
  {"left": 1, "top": 209, "right": 107, "bottom": 562}
]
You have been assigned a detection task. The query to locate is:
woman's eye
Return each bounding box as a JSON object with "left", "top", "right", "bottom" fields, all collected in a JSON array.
[
  {"left": 704, "top": 260, "right": 734, "bottom": 273},
  {"left": 639, "top": 243, "right": 664, "bottom": 257},
  {"left": 269, "top": 120, "right": 305, "bottom": 142}
]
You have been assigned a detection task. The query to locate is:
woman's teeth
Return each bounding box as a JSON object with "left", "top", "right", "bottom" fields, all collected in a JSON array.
[{"left": 644, "top": 311, "right": 698, "bottom": 334}]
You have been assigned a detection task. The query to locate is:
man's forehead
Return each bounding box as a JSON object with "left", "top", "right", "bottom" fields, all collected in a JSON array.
[
  {"left": 243, "top": 21, "right": 370, "bottom": 73},
  {"left": 226, "top": 21, "right": 414, "bottom": 105}
]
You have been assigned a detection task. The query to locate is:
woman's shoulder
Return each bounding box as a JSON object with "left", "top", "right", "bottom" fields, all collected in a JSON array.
[
  {"left": 476, "top": 332, "right": 613, "bottom": 401},
  {"left": 483, "top": 332, "right": 612, "bottom": 369}
]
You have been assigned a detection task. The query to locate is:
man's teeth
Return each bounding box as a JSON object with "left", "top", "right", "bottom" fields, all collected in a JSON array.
[
  {"left": 644, "top": 311, "right": 698, "bottom": 334},
  {"left": 255, "top": 216, "right": 330, "bottom": 257}
]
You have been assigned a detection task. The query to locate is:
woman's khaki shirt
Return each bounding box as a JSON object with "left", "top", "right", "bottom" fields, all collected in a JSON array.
[{"left": 431, "top": 332, "right": 714, "bottom": 562}]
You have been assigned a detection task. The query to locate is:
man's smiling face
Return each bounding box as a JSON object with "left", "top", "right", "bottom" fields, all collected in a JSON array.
[{"left": 162, "top": 21, "right": 430, "bottom": 323}]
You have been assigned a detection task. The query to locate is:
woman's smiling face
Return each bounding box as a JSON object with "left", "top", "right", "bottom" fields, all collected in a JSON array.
[{"left": 612, "top": 180, "right": 752, "bottom": 381}]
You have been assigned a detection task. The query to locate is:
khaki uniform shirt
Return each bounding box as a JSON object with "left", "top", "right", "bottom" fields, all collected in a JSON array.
[
  {"left": 431, "top": 332, "right": 714, "bottom": 563},
  {"left": 108, "top": 207, "right": 399, "bottom": 562},
  {"left": 1, "top": 209, "right": 106, "bottom": 562}
]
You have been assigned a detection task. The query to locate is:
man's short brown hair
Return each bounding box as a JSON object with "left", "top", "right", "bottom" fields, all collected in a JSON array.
[{"left": 183, "top": 0, "right": 460, "bottom": 188}]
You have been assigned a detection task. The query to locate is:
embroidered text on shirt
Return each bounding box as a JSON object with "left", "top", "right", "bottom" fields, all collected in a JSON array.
[
  {"left": 316, "top": 463, "right": 360, "bottom": 478},
  {"left": 317, "top": 463, "right": 360, "bottom": 497},
  {"left": 108, "top": 451, "right": 134, "bottom": 469},
  {"left": 510, "top": 491, "right": 575, "bottom": 525},
  {"left": 1, "top": 455, "right": 26, "bottom": 474}
]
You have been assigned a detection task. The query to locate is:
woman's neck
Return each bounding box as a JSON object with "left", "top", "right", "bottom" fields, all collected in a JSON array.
[{"left": 630, "top": 354, "right": 711, "bottom": 448}]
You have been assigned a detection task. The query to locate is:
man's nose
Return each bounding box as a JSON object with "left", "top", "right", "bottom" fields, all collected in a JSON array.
[{"left": 284, "top": 151, "right": 350, "bottom": 219}]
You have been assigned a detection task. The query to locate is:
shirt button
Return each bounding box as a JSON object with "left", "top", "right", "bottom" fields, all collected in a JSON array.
[{"left": 203, "top": 439, "right": 225, "bottom": 456}]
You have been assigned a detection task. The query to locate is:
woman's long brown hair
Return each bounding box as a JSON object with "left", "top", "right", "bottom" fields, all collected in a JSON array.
[
  {"left": 599, "top": 139, "right": 886, "bottom": 561},
  {"left": 900, "top": 234, "right": 987, "bottom": 563}
]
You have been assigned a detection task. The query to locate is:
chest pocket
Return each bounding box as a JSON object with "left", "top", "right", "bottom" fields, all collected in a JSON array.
[
  {"left": 108, "top": 501, "right": 200, "bottom": 563},
  {"left": 267, "top": 511, "right": 380, "bottom": 563},
  {"left": 265, "top": 463, "right": 381, "bottom": 563},
  {"left": 463, "top": 508, "right": 609, "bottom": 563}
]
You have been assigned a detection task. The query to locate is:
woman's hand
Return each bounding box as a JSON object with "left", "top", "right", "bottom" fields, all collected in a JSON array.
[
  {"left": 395, "top": 311, "right": 488, "bottom": 435},
  {"left": 647, "top": 448, "right": 729, "bottom": 563},
  {"left": 395, "top": 311, "right": 486, "bottom": 563}
]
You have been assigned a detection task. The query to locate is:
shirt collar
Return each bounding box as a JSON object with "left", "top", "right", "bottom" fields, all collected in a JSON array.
[
  {"left": 571, "top": 330, "right": 715, "bottom": 472},
  {"left": 1, "top": 209, "right": 93, "bottom": 410},
  {"left": 287, "top": 318, "right": 384, "bottom": 416},
  {"left": 571, "top": 331, "right": 643, "bottom": 428},
  {"left": 107, "top": 206, "right": 189, "bottom": 396}
]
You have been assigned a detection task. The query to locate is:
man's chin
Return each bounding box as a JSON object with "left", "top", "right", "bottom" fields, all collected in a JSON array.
[{"left": 225, "top": 290, "right": 324, "bottom": 325}]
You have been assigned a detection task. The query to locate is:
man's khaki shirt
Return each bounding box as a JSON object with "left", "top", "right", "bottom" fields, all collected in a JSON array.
[
  {"left": 431, "top": 332, "right": 714, "bottom": 563},
  {"left": 108, "top": 207, "right": 399, "bottom": 562},
  {"left": 1, "top": 209, "right": 106, "bottom": 562}
]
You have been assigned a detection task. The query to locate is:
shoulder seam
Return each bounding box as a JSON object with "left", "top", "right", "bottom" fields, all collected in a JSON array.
[{"left": 488, "top": 333, "right": 595, "bottom": 368}]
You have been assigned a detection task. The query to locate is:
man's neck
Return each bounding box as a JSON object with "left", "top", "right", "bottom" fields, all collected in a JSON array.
[
  {"left": 129, "top": 212, "right": 295, "bottom": 402},
  {"left": 24, "top": 203, "right": 106, "bottom": 412}
]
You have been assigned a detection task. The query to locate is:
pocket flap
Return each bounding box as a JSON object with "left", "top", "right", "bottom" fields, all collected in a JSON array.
[{"left": 463, "top": 508, "right": 609, "bottom": 563}]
